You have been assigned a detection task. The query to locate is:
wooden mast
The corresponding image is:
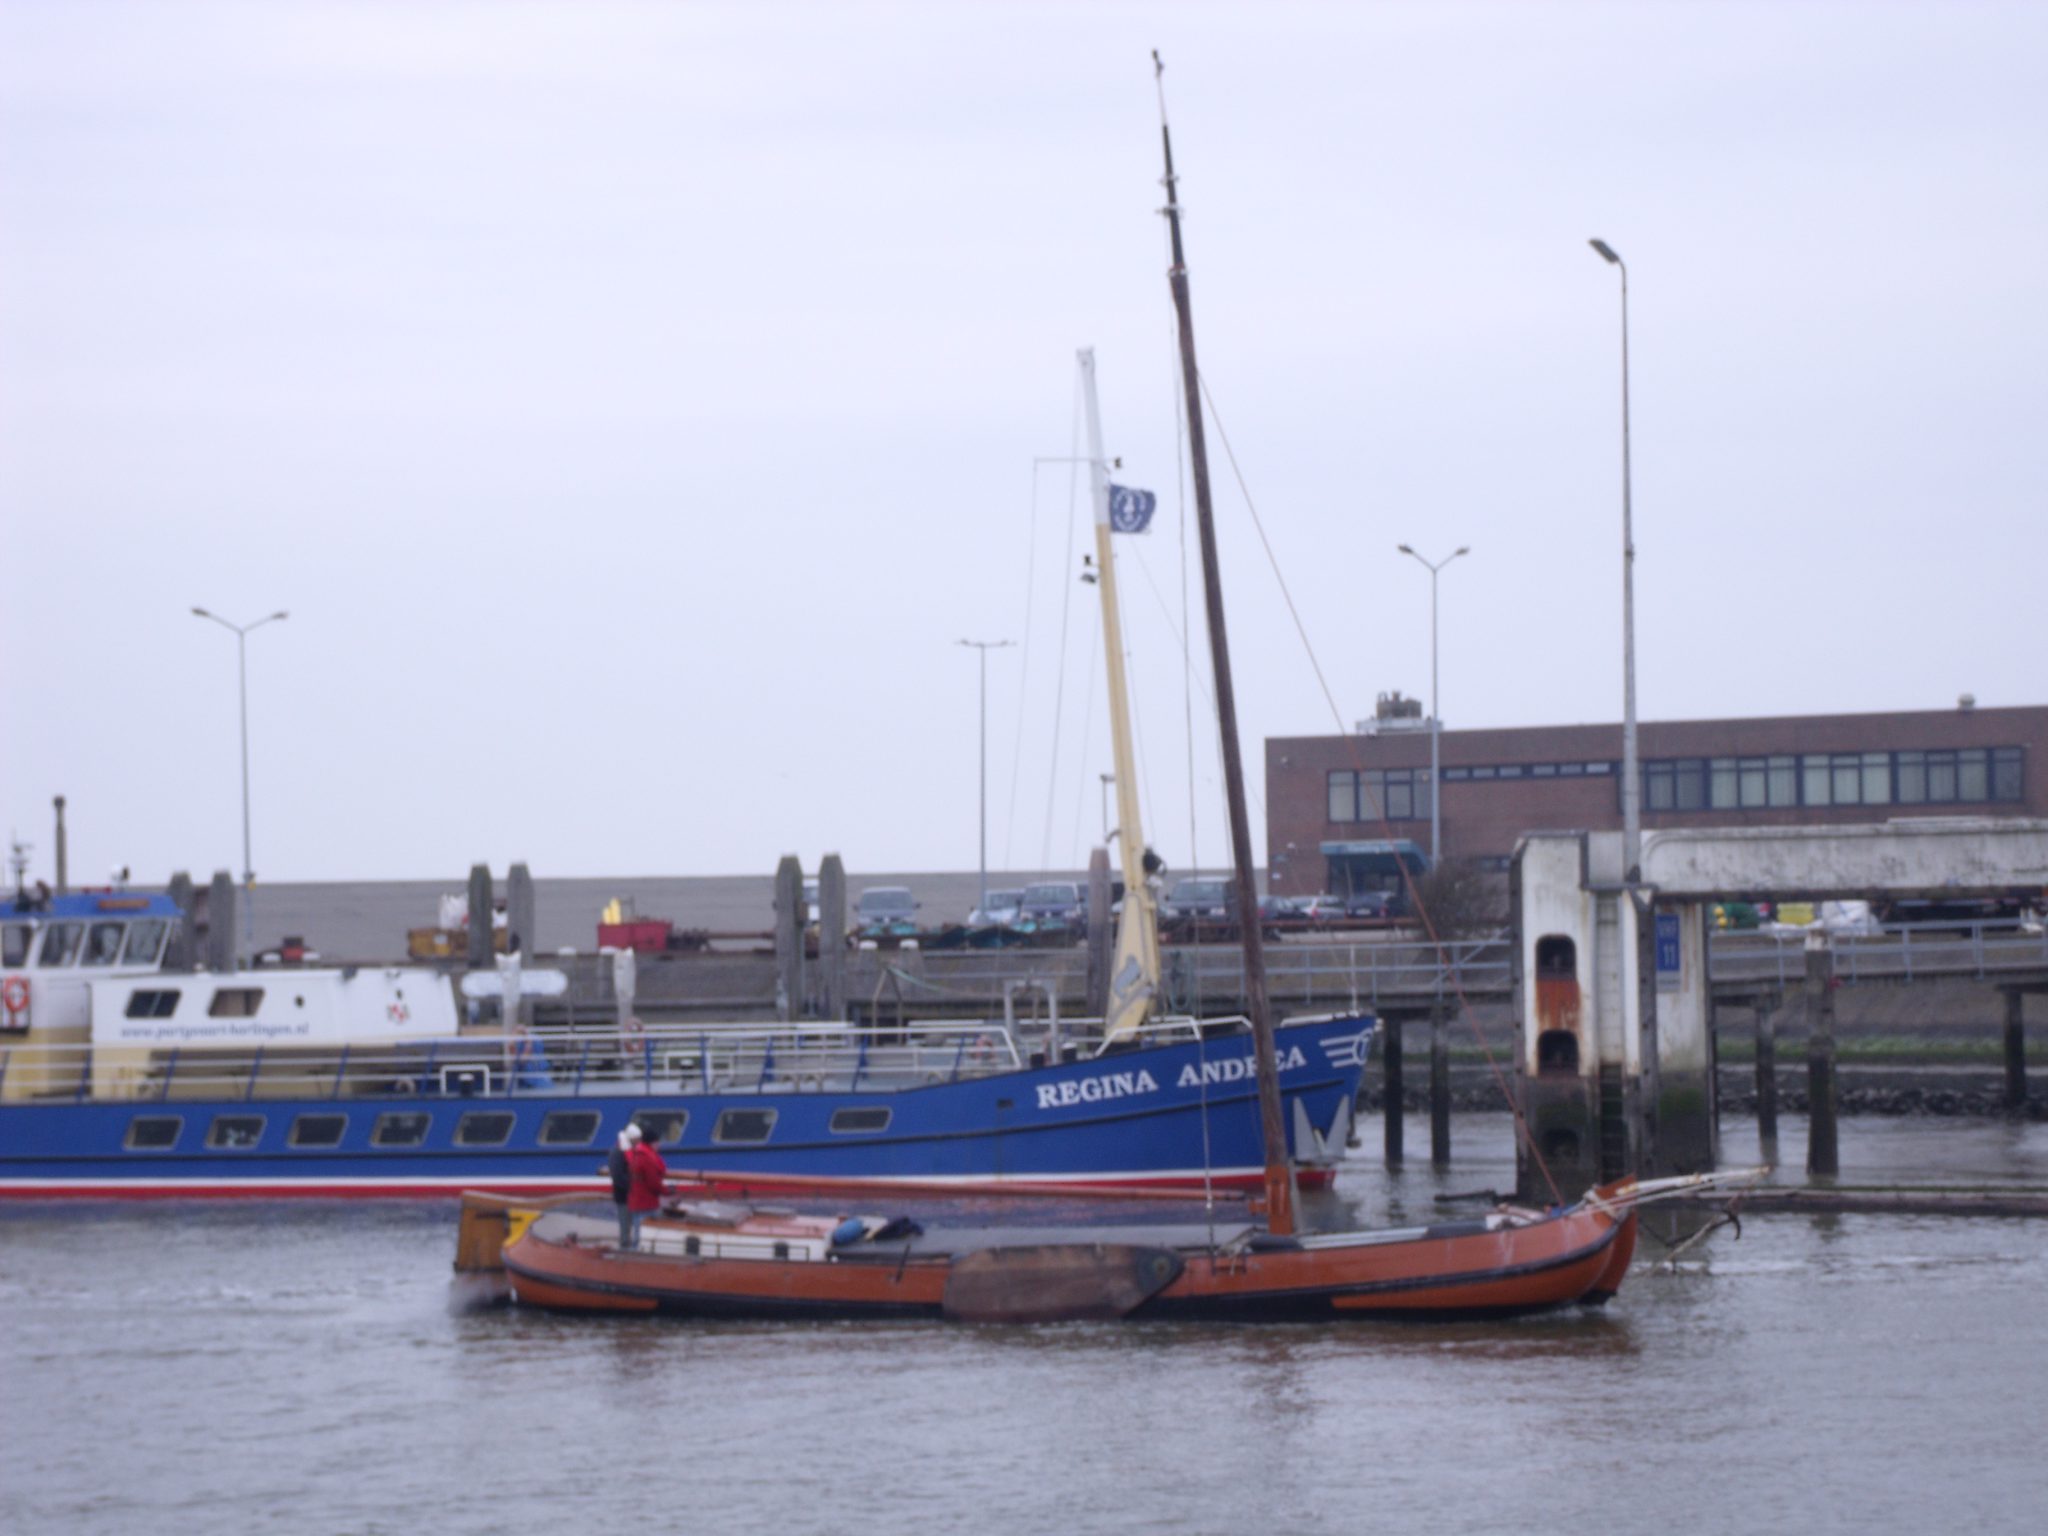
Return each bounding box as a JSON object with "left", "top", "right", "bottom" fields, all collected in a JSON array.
[
  {"left": 1152, "top": 53, "right": 1295, "bottom": 1235},
  {"left": 1079, "top": 348, "right": 1163, "bottom": 1042}
]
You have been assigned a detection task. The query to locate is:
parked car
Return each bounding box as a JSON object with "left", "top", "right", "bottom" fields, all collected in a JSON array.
[
  {"left": 1162, "top": 877, "right": 1233, "bottom": 921},
  {"left": 1340, "top": 888, "right": 1395, "bottom": 921},
  {"left": 968, "top": 888, "right": 1024, "bottom": 927},
  {"left": 1016, "top": 882, "right": 1086, "bottom": 927},
  {"left": 854, "top": 886, "right": 919, "bottom": 932}
]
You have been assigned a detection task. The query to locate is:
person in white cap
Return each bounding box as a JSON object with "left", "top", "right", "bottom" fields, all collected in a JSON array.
[{"left": 605, "top": 1123, "right": 640, "bottom": 1247}]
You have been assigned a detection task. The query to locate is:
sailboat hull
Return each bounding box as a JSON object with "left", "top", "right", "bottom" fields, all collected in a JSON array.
[{"left": 487, "top": 1184, "right": 1640, "bottom": 1324}]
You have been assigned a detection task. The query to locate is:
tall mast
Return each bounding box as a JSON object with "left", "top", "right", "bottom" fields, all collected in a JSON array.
[
  {"left": 1079, "top": 348, "right": 1161, "bottom": 1042},
  {"left": 1152, "top": 55, "right": 1295, "bottom": 1235}
]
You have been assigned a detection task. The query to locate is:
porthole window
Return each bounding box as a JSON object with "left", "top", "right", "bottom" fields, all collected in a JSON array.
[
  {"left": 633, "top": 1111, "right": 688, "bottom": 1147},
  {"left": 372, "top": 1112, "right": 432, "bottom": 1148},
  {"left": 829, "top": 1107, "right": 891, "bottom": 1135},
  {"left": 125, "top": 1116, "right": 183, "bottom": 1150},
  {"left": 713, "top": 1108, "right": 777, "bottom": 1144},
  {"left": 455, "top": 1111, "right": 516, "bottom": 1147},
  {"left": 289, "top": 1114, "right": 347, "bottom": 1148},
  {"left": 538, "top": 1110, "right": 601, "bottom": 1146},
  {"left": 206, "top": 1115, "right": 266, "bottom": 1150}
]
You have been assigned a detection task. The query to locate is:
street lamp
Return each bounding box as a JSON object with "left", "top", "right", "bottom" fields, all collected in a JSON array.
[
  {"left": 192, "top": 606, "right": 288, "bottom": 964},
  {"left": 1589, "top": 237, "right": 1640, "bottom": 881},
  {"left": 1396, "top": 544, "right": 1469, "bottom": 863},
  {"left": 956, "top": 638, "right": 1014, "bottom": 915}
]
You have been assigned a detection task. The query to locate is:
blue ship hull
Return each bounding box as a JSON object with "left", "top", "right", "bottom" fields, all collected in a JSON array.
[{"left": 0, "top": 1016, "right": 1373, "bottom": 1198}]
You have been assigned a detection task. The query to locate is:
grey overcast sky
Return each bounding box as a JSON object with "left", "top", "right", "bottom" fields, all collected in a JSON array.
[{"left": 3, "top": 0, "right": 2043, "bottom": 887}]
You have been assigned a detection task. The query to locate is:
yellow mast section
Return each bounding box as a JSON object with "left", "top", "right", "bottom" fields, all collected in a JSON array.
[{"left": 1078, "top": 347, "right": 1161, "bottom": 1042}]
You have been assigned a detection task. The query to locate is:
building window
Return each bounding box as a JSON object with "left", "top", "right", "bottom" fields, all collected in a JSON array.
[
  {"left": 1993, "top": 747, "right": 2023, "bottom": 801},
  {"left": 1862, "top": 751, "right": 1892, "bottom": 805},
  {"left": 1768, "top": 755, "right": 1798, "bottom": 806},
  {"left": 1710, "top": 758, "right": 1738, "bottom": 809},
  {"left": 1496, "top": 764, "right": 1525, "bottom": 779},
  {"left": 1558, "top": 762, "right": 1585, "bottom": 777},
  {"left": 1531, "top": 763, "right": 1556, "bottom": 778},
  {"left": 1327, "top": 771, "right": 1356, "bottom": 823},
  {"left": 1585, "top": 761, "right": 1614, "bottom": 776},
  {"left": 1444, "top": 767, "right": 1472, "bottom": 782},
  {"left": 1959, "top": 748, "right": 1988, "bottom": 802}
]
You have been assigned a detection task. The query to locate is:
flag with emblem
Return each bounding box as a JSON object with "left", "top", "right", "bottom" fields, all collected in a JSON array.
[{"left": 1108, "top": 484, "right": 1157, "bottom": 533}]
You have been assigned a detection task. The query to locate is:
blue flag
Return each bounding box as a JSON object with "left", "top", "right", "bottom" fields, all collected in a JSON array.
[{"left": 1108, "top": 484, "right": 1157, "bottom": 534}]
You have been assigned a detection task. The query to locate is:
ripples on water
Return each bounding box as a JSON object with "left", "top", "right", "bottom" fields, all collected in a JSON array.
[{"left": 6, "top": 1116, "right": 2047, "bottom": 1535}]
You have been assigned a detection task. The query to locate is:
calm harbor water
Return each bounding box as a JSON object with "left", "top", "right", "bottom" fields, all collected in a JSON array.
[{"left": 6, "top": 1115, "right": 2047, "bottom": 1536}]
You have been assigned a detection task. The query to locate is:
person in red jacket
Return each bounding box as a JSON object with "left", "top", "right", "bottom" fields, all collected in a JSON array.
[{"left": 623, "top": 1121, "right": 668, "bottom": 1249}]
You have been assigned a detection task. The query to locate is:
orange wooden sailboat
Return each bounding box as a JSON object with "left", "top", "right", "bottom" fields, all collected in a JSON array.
[{"left": 455, "top": 58, "right": 1738, "bottom": 1325}]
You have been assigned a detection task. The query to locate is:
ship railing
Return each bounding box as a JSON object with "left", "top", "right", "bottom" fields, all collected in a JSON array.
[{"left": 0, "top": 1020, "right": 1040, "bottom": 1103}]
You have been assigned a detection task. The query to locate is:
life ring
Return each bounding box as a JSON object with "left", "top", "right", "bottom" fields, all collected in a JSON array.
[{"left": 1, "top": 976, "right": 28, "bottom": 1016}]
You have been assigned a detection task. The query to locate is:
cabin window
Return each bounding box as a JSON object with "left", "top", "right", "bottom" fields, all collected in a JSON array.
[
  {"left": 206, "top": 1115, "right": 266, "bottom": 1150},
  {"left": 455, "top": 1111, "right": 515, "bottom": 1147},
  {"left": 209, "top": 988, "right": 264, "bottom": 1018},
  {"left": 634, "top": 1111, "right": 687, "bottom": 1146},
  {"left": 289, "top": 1114, "right": 347, "bottom": 1148},
  {"left": 38, "top": 923, "right": 82, "bottom": 967},
  {"left": 538, "top": 1110, "right": 601, "bottom": 1146},
  {"left": 713, "top": 1108, "right": 777, "bottom": 1144},
  {"left": 83, "top": 922, "right": 126, "bottom": 967},
  {"left": 829, "top": 1107, "right": 892, "bottom": 1135},
  {"left": 372, "top": 1112, "right": 431, "bottom": 1148},
  {"left": 124, "top": 989, "right": 181, "bottom": 1019},
  {"left": 125, "top": 1115, "right": 183, "bottom": 1150},
  {"left": 2, "top": 924, "right": 29, "bottom": 967},
  {"left": 122, "top": 920, "right": 170, "bottom": 966}
]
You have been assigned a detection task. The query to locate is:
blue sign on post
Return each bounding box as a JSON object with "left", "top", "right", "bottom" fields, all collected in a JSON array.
[{"left": 1654, "top": 911, "right": 1682, "bottom": 990}]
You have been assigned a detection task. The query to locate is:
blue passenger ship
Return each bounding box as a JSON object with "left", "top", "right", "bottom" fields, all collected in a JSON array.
[{"left": 0, "top": 893, "right": 1372, "bottom": 1199}]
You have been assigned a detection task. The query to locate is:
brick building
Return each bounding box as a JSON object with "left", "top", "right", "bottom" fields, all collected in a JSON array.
[{"left": 1264, "top": 700, "right": 2048, "bottom": 896}]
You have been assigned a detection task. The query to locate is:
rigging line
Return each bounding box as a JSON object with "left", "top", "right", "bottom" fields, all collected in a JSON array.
[
  {"left": 1040, "top": 376, "right": 1085, "bottom": 870},
  {"left": 1067, "top": 611, "right": 1102, "bottom": 867},
  {"left": 1196, "top": 370, "right": 1562, "bottom": 1205},
  {"left": 1002, "top": 461, "right": 1044, "bottom": 871}
]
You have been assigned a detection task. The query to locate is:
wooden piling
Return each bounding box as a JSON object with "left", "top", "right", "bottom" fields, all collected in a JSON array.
[
  {"left": 1382, "top": 1015, "right": 1404, "bottom": 1167},
  {"left": 818, "top": 853, "right": 847, "bottom": 1021},
  {"left": 772, "top": 855, "right": 803, "bottom": 1021},
  {"left": 1084, "top": 848, "right": 1112, "bottom": 1018},
  {"left": 465, "top": 865, "right": 493, "bottom": 970},
  {"left": 1805, "top": 938, "right": 1838, "bottom": 1177},
  {"left": 1429, "top": 999, "right": 1451, "bottom": 1168},
  {"left": 2004, "top": 989, "right": 2027, "bottom": 1112},
  {"left": 1756, "top": 998, "right": 1779, "bottom": 1146},
  {"left": 205, "top": 870, "right": 236, "bottom": 973}
]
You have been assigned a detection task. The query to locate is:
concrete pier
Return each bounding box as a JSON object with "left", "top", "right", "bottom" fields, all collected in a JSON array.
[{"left": 465, "top": 864, "right": 492, "bottom": 970}]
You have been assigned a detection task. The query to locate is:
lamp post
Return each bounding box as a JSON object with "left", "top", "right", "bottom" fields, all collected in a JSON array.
[
  {"left": 192, "top": 607, "right": 288, "bottom": 964},
  {"left": 956, "top": 638, "right": 1013, "bottom": 916},
  {"left": 1396, "top": 544, "right": 1469, "bottom": 864},
  {"left": 1588, "top": 237, "right": 1640, "bottom": 881}
]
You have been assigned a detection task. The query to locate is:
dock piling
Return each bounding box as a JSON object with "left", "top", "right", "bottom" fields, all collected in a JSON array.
[
  {"left": 1805, "top": 936, "right": 1838, "bottom": 1177},
  {"left": 1756, "top": 996, "right": 1779, "bottom": 1149},
  {"left": 1429, "top": 999, "right": 1451, "bottom": 1168},
  {"left": 773, "top": 855, "right": 803, "bottom": 1021},
  {"left": 1382, "top": 1015, "right": 1404, "bottom": 1167},
  {"left": 465, "top": 865, "right": 493, "bottom": 970},
  {"left": 2004, "top": 989, "right": 2028, "bottom": 1112}
]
